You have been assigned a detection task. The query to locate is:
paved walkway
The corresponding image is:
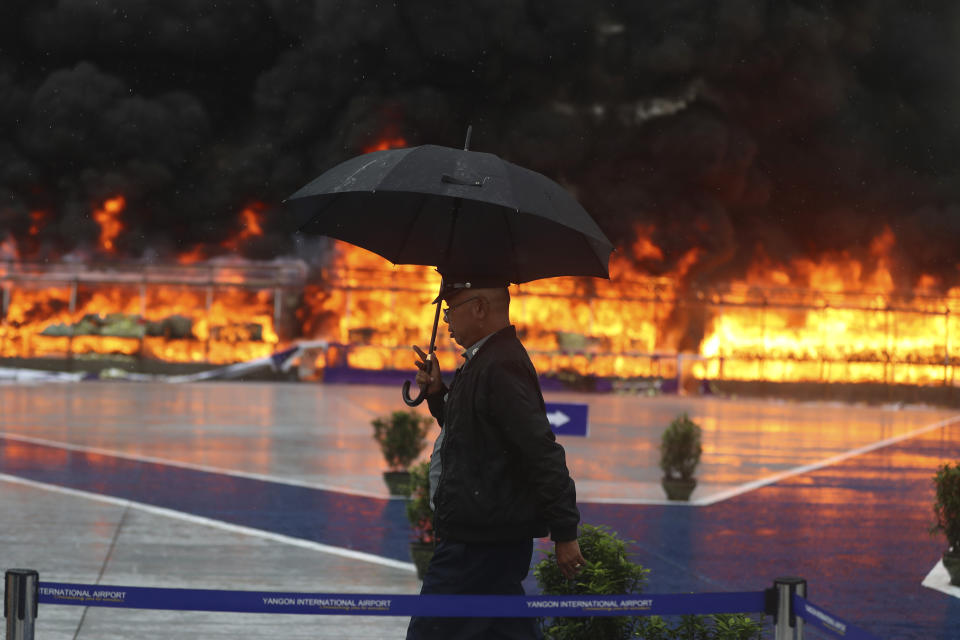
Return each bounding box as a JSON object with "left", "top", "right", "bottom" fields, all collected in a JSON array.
[{"left": 1, "top": 381, "right": 958, "bottom": 638}]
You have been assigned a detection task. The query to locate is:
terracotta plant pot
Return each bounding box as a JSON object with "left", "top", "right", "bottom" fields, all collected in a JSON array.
[
  {"left": 943, "top": 549, "right": 960, "bottom": 586},
  {"left": 661, "top": 477, "right": 697, "bottom": 501},
  {"left": 383, "top": 470, "right": 412, "bottom": 497},
  {"left": 410, "top": 541, "right": 436, "bottom": 580}
]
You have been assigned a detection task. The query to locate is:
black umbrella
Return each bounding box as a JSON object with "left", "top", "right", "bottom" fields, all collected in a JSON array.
[{"left": 286, "top": 128, "right": 614, "bottom": 405}]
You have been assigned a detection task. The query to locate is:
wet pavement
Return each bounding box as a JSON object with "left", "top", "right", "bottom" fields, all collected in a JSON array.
[{"left": 1, "top": 381, "right": 958, "bottom": 638}]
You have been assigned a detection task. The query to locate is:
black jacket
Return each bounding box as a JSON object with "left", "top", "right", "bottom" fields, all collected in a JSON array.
[{"left": 426, "top": 325, "right": 580, "bottom": 543}]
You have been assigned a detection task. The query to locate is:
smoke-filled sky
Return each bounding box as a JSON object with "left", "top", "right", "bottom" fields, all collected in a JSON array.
[{"left": 2, "top": 0, "right": 959, "bottom": 289}]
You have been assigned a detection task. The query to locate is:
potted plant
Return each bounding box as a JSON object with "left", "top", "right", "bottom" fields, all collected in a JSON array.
[
  {"left": 371, "top": 410, "right": 432, "bottom": 496},
  {"left": 659, "top": 413, "right": 703, "bottom": 501},
  {"left": 931, "top": 461, "right": 960, "bottom": 585},
  {"left": 534, "top": 524, "right": 649, "bottom": 639},
  {"left": 534, "top": 524, "right": 762, "bottom": 640},
  {"left": 406, "top": 460, "right": 435, "bottom": 579}
]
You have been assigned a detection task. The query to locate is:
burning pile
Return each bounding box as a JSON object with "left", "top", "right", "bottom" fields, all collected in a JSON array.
[
  {"left": 0, "top": 197, "right": 298, "bottom": 365},
  {"left": 308, "top": 226, "right": 960, "bottom": 388},
  {"left": 0, "top": 265, "right": 294, "bottom": 365},
  {"left": 2, "top": 191, "right": 960, "bottom": 388}
]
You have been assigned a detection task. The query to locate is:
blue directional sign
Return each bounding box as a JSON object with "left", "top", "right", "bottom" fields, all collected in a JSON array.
[{"left": 544, "top": 402, "right": 589, "bottom": 437}]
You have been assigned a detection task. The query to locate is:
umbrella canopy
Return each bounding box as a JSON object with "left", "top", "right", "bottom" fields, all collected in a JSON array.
[
  {"left": 285, "top": 139, "right": 613, "bottom": 405},
  {"left": 286, "top": 144, "right": 613, "bottom": 284}
]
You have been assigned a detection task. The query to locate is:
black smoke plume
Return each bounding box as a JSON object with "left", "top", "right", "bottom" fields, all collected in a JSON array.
[{"left": 1, "top": 0, "right": 959, "bottom": 290}]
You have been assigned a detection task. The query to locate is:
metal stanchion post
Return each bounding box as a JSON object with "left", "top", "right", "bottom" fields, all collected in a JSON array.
[
  {"left": 796, "top": 579, "right": 806, "bottom": 639},
  {"left": 772, "top": 576, "right": 806, "bottom": 640},
  {"left": 4, "top": 569, "right": 38, "bottom": 640}
]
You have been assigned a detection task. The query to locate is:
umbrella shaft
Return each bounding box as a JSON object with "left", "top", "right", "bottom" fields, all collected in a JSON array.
[
  {"left": 432, "top": 196, "right": 461, "bottom": 353},
  {"left": 427, "top": 280, "right": 443, "bottom": 354}
]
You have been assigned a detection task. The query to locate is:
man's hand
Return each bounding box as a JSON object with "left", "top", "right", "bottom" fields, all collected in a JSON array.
[
  {"left": 413, "top": 345, "right": 444, "bottom": 395},
  {"left": 555, "top": 539, "right": 586, "bottom": 580}
]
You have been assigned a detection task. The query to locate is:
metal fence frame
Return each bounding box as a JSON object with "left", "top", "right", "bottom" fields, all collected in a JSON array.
[{"left": 2, "top": 259, "right": 959, "bottom": 388}]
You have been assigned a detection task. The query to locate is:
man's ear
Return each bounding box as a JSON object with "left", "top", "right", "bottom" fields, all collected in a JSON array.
[{"left": 474, "top": 297, "right": 489, "bottom": 318}]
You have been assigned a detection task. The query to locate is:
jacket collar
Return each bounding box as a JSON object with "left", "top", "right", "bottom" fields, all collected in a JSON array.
[{"left": 462, "top": 325, "right": 516, "bottom": 363}]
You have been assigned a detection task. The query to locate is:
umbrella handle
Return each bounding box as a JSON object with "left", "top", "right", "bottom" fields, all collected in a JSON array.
[
  {"left": 401, "top": 277, "right": 445, "bottom": 408},
  {"left": 402, "top": 380, "right": 425, "bottom": 406}
]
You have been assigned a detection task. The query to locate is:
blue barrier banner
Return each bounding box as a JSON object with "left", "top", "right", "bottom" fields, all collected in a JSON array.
[
  {"left": 794, "top": 595, "right": 882, "bottom": 640},
  {"left": 38, "top": 582, "right": 765, "bottom": 618}
]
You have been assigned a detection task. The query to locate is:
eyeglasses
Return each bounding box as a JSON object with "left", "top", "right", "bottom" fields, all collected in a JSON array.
[{"left": 442, "top": 296, "right": 481, "bottom": 322}]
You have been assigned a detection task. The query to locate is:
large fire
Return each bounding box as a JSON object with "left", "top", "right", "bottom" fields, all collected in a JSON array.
[
  {"left": 697, "top": 228, "right": 960, "bottom": 386},
  {"left": 0, "top": 199, "right": 286, "bottom": 365},
  {"left": 0, "top": 273, "right": 284, "bottom": 365},
  {"left": 305, "top": 225, "right": 960, "bottom": 388},
  {"left": 1, "top": 194, "right": 958, "bottom": 389}
]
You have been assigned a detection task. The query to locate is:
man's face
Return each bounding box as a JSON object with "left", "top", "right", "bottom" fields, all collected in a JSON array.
[{"left": 443, "top": 291, "right": 483, "bottom": 348}]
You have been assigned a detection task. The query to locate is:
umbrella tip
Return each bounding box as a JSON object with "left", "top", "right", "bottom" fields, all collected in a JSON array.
[{"left": 463, "top": 125, "right": 473, "bottom": 151}]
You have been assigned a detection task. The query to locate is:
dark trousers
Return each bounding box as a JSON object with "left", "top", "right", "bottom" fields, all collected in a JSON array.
[{"left": 406, "top": 538, "right": 542, "bottom": 640}]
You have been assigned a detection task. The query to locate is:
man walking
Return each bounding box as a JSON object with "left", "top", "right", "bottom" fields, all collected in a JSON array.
[{"left": 406, "top": 275, "right": 585, "bottom": 640}]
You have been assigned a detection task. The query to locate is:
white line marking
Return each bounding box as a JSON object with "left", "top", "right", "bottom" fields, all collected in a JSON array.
[
  {"left": 922, "top": 559, "right": 960, "bottom": 598},
  {"left": 0, "top": 472, "right": 416, "bottom": 573},
  {"left": 0, "top": 431, "right": 393, "bottom": 501},
  {"left": 582, "top": 413, "right": 960, "bottom": 507}
]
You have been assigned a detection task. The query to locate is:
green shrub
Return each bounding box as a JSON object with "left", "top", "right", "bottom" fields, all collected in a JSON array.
[
  {"left": 635, "top": 613, "right": 763, "bottom": 639},
  {"left": 534, "top": 524, "right": 649, "bottom": 640},
  {"left": 406, "top": 460, "right": 434, "bottom": 543},
  {"left": 660, "top": 413, "right": 703, "bottom": 480},
  {"left": 931, "top": 461, "right": 960, "bottom": 550},
  {"left": 709, "top": 614, "right": 764, "bottom": 639},
  {"left": 371, "top": 410, "right": 432, "bottom": 470},
  {"left": 534, "top": 523, "right": 763, "bottom": 640}
]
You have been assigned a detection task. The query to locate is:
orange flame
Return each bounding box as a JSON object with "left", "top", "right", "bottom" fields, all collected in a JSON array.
[
  {"left": 222, "top": 205, "right": 265, "bottom": 251},
  {"left": 28, "top": 211, "right": 47, "bottom": 237},
  {"left": 301, "top": 240, "right": 681, "bottom": 378},
  {"left": 697, "top": 226, "right": 960, "bottom": 385},
  {"left": 363, "top": 137, "right": 408, "bottom": 153},
  {"left": 299, "top": 226, "right": 960, "bottom": 387},
  {"left": 631, "top": 225, "right": 664, "bottom": 262},
  {"left": 92, "top": 196, "right": 126, "bottom": 253},
  {"left": 177, "top": 244, "right": 208, "bottom": 265},
  {"left": 2, "top": 211, "right": 959, "bottom": 389}
]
